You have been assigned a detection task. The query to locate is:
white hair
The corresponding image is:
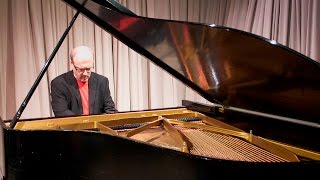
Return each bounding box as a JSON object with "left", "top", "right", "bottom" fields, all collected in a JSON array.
[{"left": 70, "top": 46, "right": 94, "bottom": 62}]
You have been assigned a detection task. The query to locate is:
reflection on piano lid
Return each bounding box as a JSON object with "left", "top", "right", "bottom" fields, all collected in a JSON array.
[
  {"left": 69, "top": 0, "right": 320, "bottom": 124},
  {"left": 1, "top": 0, "right": 319, "bottom": 179}
]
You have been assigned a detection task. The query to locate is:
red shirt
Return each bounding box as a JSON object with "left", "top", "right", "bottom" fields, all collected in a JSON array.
[{"left": 76, "top": 80, "right": 89, "bottom": 115}]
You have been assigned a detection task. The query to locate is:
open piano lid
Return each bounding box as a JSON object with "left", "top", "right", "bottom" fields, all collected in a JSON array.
[{"left": 64, "top": 0, "right": 320, "bottom": 127}]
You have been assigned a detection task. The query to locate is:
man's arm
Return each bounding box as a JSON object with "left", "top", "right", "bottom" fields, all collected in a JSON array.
[
  {"left": 103, "top": 78, "right": 117, "bottom": 113},
  {"left": 51, "top": 79, "right": 75, "bottom": 117}
]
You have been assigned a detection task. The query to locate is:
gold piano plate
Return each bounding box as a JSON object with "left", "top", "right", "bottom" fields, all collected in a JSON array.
[{"left": 7, "top": 108, "right": 320, "bottom": 162}]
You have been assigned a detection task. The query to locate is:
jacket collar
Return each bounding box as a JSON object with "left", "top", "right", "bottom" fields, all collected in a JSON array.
[{"left": 66, "top": 71, "right": 82, "bottom": 113}]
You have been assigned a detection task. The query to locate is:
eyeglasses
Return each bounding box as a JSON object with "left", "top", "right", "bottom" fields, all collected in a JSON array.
[{"left": 73, "top": 64, "right": 94, "bottom": 73}]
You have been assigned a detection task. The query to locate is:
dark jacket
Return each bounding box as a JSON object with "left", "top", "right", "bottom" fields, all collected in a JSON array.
[{"left": 50, "top": 71, "right": 116, "bottom": 117}]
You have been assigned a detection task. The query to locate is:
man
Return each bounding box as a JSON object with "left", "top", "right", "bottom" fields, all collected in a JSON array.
[{"left": 50, "top": 46, "right": 117, "bottom": 117}]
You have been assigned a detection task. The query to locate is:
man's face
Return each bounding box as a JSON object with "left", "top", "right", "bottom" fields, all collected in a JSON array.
[{"left": 72, "top": 58, "right": 94, "bottom": 82}]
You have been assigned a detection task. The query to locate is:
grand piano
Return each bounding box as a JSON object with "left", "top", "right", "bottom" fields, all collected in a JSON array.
[{"left": 0, "top": 0, "right": 319, "bottom": 179}]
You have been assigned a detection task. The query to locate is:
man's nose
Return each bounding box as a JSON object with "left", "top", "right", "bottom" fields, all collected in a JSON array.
[{"left": 83, "top": 70, "right": 90, "bottom": 75}]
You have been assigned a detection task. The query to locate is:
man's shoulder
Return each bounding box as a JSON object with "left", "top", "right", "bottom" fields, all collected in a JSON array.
[
  {"left": 51, "top": 71, "right": 72, "bottom": 84},
  {"left": 91, "top": 72, "right": 108, "bottom": 81}
]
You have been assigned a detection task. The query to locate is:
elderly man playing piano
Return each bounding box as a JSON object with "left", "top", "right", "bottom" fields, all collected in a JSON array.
[{"left": 50, "top": 45, "right": 117, "bottom": 117}]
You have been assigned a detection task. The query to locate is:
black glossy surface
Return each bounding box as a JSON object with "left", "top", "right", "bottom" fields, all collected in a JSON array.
[
  {"left": 64, "top": 0, "right": 320, "bottom": 124},
  {"left": 2, "top": 128, "right": 319, "bottom": 179}
]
